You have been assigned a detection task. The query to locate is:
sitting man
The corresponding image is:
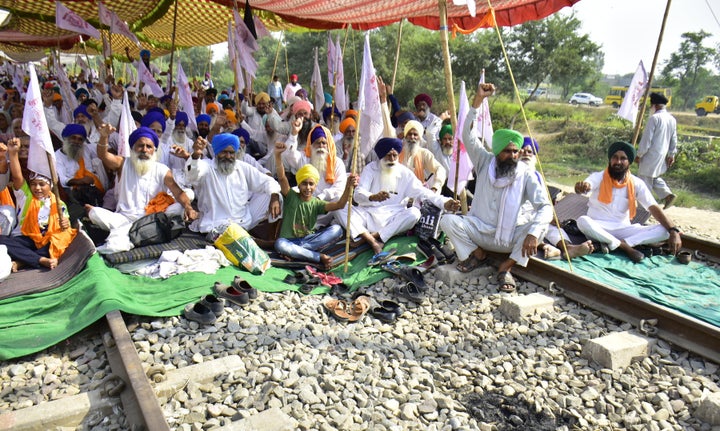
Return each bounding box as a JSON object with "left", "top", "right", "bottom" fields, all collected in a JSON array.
[
  {"left": 186, "top": 133, "right": 281, "bottom": 235},
  {"left": 439, "top": 83, "right": 552, "bottom": 292},
  {"left": 279, "top": 122, "right": 347, "bottom": 226},
  {"left": 574, "top": 141, "right": 682, "bottom": 262},
  {"left": 335, "top": 137, "right": 460, "bottom": 255},
  {"left": 400, "top": 120, "right": 445, "bottom": 193},
  {"left": 55, "top": 124, "right": 108, "bottom": 215},
  {"left": 87, "top": 125, "right": 197, "bottom": 253}
]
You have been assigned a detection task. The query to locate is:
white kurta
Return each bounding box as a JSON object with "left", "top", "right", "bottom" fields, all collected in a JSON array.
[
  {"left": 583, "top": 171, "right": 657, "bottom": 228},
  {"left": 281, "top": 134, "right": 347, "bottom": 201},
  {"left": 638, "top": 108, "right": 677, "bottom": 178},
  {"left": 186, "top": 158, "right": 281, "bottom": 233},
  {"left": 115, "top": 161, "right": 170, "bottom": 222},
  {"left": 54, "top": 147, "right": 108, "bottom": 190}
]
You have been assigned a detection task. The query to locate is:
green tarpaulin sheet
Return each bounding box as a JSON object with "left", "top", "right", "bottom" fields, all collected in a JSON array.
[
  {"left": 550, "top": 253, "right": 720, "bottom": 328},
  {"left": 0, "top": 237, "right": 421, "bottom": 361}
]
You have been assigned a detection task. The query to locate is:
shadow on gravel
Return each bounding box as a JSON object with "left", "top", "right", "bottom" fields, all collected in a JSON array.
[{"left": 463, "top": 392, "right": 576, "bottom": 430}]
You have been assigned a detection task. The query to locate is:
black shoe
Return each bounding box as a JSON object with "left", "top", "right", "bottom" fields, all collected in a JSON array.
[
  {"left": 183, "top": 302, "right": 217, "bottom": 325},
  {"left": 199, "top": 294, "right": 224, "bottom": 316},
  {"left": 232, "top": 276, "right": 258, "bottom": 301},
  {"left": 396, "top": 282, "right": 424, "bottom": 304},
  {"left": 214, "top": 282, "right": 250, "bottom": 307}
]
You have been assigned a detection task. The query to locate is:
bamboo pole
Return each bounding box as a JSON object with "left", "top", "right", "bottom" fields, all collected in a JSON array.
[
  {"left": 284, "top": 33, "right": 290, "bottom": 84},
  {"left": 391, "top": 20, "right": 404, "bottom": 90},
  {"left": 631, "top": 0, "right": 672, "bottom": 146},
  {"left": 167, "top": 0, "right": 180, "bottom": 95},
  {"left": 271, "top": 33, "right": 282, "bottom": 80},
  {"left": 47, "top": 153, "right": 65, "bottom": 228},
  {"left": 343, "top": 108, "right": 363, "bottom": 273}
]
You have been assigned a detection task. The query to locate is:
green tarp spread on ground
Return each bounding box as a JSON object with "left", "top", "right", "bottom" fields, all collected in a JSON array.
[
  {"left": 549, "top": 253, "right": 720, "bottom": 328},
  {"left": 0, "top": 236, "right": 420, "bottom": 361}
]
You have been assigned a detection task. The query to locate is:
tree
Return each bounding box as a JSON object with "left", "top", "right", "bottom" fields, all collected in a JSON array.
[{"left": 661, "top": 31, "right": 719, "bottom": 109}]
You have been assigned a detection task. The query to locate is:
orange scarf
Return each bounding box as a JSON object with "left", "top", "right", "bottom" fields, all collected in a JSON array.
[
  {"left": 304, "top": 125, "right": 337, "bottom": 184},
  {"left": 72, "top": 157, "right": 105, "bottom": 193},
  {"left": 20, "top": 196, "right": 77, "bottom": 259},
  {"left": 399, "top": 150, "right": 424, "bottom": 182},
  {"left": 145, "top": 191, "right": 175, "bottom": 215},
  {"left": 599, "top": 168, "right": 636, "bottom": 220},
  {"left": 0, "top": 187, "right": 13, "bottom": 207}
]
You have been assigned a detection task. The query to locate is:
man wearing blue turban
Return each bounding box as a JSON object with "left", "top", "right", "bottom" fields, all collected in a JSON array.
[
  {"left": 334, "top": 137, "right": 460, "bottom": 256},
  {"left": 185, "top": 133, "right": 282, "bottom": 234},
  {"left": 86, "top": 124, "right": 197, "bottom": 254},
  {"left": 439, "top": 83, "right": 553, "bottom": 293}
]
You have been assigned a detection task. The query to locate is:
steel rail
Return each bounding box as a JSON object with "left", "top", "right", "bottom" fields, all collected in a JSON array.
[
  {"left": 507, "top": 252, "right": 720, "bottom": 364},
  {"left": 104, "top": 310, "right": 170, "bottom": 431}
]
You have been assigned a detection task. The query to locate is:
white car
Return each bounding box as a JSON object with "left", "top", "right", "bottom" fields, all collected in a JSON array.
[{"left": 569, "top": 93, "right": 603, "bottom": 106}]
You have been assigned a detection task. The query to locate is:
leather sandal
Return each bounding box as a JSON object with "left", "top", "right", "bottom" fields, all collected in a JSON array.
[
  {"left": 323, "top": 298, "right": 351, "bottom": 322},
  {"left": 496, "top": 271, "right": 516, "bottom": 293},
  {"left": 348, "top": 295, "right": 371, "bottom": 323}
]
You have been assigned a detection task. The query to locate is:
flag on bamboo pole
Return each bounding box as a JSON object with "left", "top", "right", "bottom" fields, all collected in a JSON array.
[
  {"left": 475, "top": 69, "right": 494, "bottom": 150},
  {"left": 253, "top": 17, "right": 271, "bottom": 39},
  {"left": 117, "top": 90, "right": 136, "bottom": 159},
  {"left": 617, "top": 61, "right": 647, "bottom": 127},
  {"left": 311, "top": 48, "right": 325, "bottom": 115},
  {"left": 98, "top": 2, "right": 141, "bottom": 46},
  {"left": 52, "top": 51, "right": 78, "bottom": 116},
  {"left": 233, "top": 9, "right": 258, "bottom": 52},
  {"left": 23, "top": 64, "right": 56, "bottom": 181},
  {"left": 448, "top": 81, "right": 474, "bottom": 193},
  {"left": 327, "top": 33, "right": 336, "bottom": 86},
  {"left": 11, "top": 64, "right": 25, "bottom": 99},
  {"left": 227, "top": 21, "right": 246, "bottom": 91},
  {"left": 176, "top": 61, "right": 198, "bottom": 133},
  {"left": 334, "top": 36, "right": 347, "bottom": 112},
  {"left": 357, "top": 33, "right": 383, "bottom": 158},
  {"left": 136, "top": 60, "right": 164, "bottom": 97},
  {"left": 55, "top": 1, "right": 101, "bottom": 40}
]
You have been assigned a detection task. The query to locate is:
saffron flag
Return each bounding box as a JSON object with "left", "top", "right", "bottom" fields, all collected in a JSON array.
[
  {"left": 617, "top": 61, "right": 647, "bottom": 127},
  {"left": 475, "top": 69, "right": 494, "bottom": 150},
  {"left": 117, "top": 90, "right": 136, "bottom": 159},
  {"left": 55, "top": 2, "right": 101, "bottom": 40},
  {"left": 357, "top": 34, "right": 383, "bottom": 158},
  {"left": 23, "top": 64, "right": 56, "bottom": 181},
  {"left": 176, "top": 61, "right": 198, "bottom": 133},
  {"left": 448, "top": 81, "right": 474, "bottom": 193},
  {"left": 334, "top": 36, "right": 347, "bottom": 112},
  {"left": 136, "top": 60, "right": 164, "bottom": 98},
  {"left": 311, "top": 48, "right": 325, "bottom": 115},
  {"left": 327, "top": 33, "right": 336, "bottom": 86}
]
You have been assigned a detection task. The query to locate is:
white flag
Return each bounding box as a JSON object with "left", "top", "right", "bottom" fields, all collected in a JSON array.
[
  {"left": 136, "top": 60, "right": 164, "bottom": 98},
  {"left": 617, "top": 60, "right": 647, "bottom": 126},
  {"left": 23, "top": 64, "right": 56, "bottom": 181},
  {"left": 233, "top": 9, "right": 258, "bottom": 52},
  {"left": 448, "top": 81, "right": 474, "bottom": 192},
  {"left": 357, "top": 34, "right": 383, "bottom": 158},
  {"left": 253, "top": 16, "right": 271, "bottom": 39},
  {"left": 52, "top": 51, "right": 78, "bottom": 116},
  {"left": 176, "top": 61, "right": 198, "bottom": 133},
  {"left": 55, "top": 1, "right": 101, "bottom": 40},
  {"left": 97, "top": 1, "right": 113, "bottom": 26},
  {"left": 98, "top": 2, "right": 140, "bottom": 46},
  {"left": 452, "top": 0, "right": 477, "bottom": 17},
  {"left": 311, "top": 48, "right": 325, "bottom": 115},
  {"left": 475, "top": 69, "right": 494, "bottom": 150},
  {"left": 117, "top": 90, "right": 136, "bottom": 158},
  {"left": 12, "top": 64, "right": 26, "bottom": 99},
  {"left": 227, "top": 21, "right": 246, "bottom": 91},
  {"left": 334, "top": 36, "right": 347, "bottom": 112},
  {"left": 327, "top": 33, "right": 336, "bottom": 86}
]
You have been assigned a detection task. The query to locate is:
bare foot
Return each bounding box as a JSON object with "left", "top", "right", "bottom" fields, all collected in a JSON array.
[
  {"left": 361, "top": 232, "right": 384, "bottom": 255},
  {"left": 543, "top": 244, "right": 561, "bottom": 260},
  {"left": 566, "top": 240, "right": 594, "bottom": 259},
  {"left": 10, "top": 261, "right": 18, "bottom": 273},
  {"left": 39, "top": 257, "right": 58, "bottom": 269},
  {"left": 349, "top": 236, "right": 366, "bottom": 249},
  {"left": 319, "top": 254, "right": 333, "bottom": 270},
  {"left": 619, "top": 241, "right": 644, "bottom": 263}
]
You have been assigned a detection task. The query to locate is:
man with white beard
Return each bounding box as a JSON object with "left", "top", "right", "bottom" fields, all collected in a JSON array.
[
  {"left": 439, "top": 83, "right": 552, "bottom": 293},
  {"left": 230, "top": 128, "right": 271, "bottom": 175},
  {"left": 86, "top": 125, "right": 197, "bottom": 253},
  {"left": 186, "top": 133, "right": 281, "bottom": 235},
  {"left": 335, "top": 137, "right": 460, "bottom": 255},
  {"left": 399, "top": 120, "right": 445, "bottom": 193},
  {"left": 54, "top": 124, "right": 108, "bottom": 210},
  {"left": 335, "top": 117, "right": 365, "bottom": 174}
]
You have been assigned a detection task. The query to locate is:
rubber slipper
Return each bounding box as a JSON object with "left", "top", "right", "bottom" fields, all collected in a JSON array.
[
  {"left": 381, "top": 261, "right": 426, "bottom": 289},
  {"left": 368, "top": 248, "right": 398, "bottom": 266},
  {"left": 429, "top": 237, "right": 455, "bottom": 264},
  {"left": 347, "top": 295, "right": 371, "bottom": 323},
  {"left": 417, "top": 255, "right": 437, "bottom": 272},
  {"left": 395, "top": 282, "right": 424, "bottom": 304},
  {"left": 456, "top": 254, "right": 488, "bottom": 273},
  {"left": 323, "top": 298, "right": 351, "bottom": 322},
  {"left": 497, "top": 271, "right": 516, "bottom": 293},
  {"left": 330, "top": 282, "right": 351, "bottom": 297},
  {"left": 394, "top": 252, "right": 417, "bottom": 263}
]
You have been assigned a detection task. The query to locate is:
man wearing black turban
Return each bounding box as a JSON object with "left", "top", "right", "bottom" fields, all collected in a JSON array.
[
  {"left": 574, "top": 141, "right": 681, "bottom": 263},
  {"left": 637, "top": 92, "right": 678, "bottom": 209}
]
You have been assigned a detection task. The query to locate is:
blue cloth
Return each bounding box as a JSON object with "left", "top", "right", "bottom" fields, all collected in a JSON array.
[
  {"left": 61, "top": 123, "right": 87, "bottom": 138},
  {"left": 212, "top": 133, "right": 239, "bottom": 155},
  {"left": 73, "top": 105, "right": 90, "bottom": 120},
  {"left": 196, "top": 114, "right": 211, "bottom": 125},
  {"left": 175, "top": 112, "right": 189, "bottom": 126},
  {"left": 129, "top": 127, "right": 159, "bottom": 148},
  {"left": 141, "top": 111, "right": 166, "bottom": 132},
  {"left": 275, "top": 225, "right": 344, "bottom": 263},
  {"left": 374, "top": 137, "right": 403, "bottom": 159},
  {"left": 231, "top": 128, "right": 250, "bottom": 145}
]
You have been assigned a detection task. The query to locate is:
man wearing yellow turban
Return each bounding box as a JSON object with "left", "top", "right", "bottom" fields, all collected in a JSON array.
[{"left": 439, "top": 83, "right": 553, "bottom": 293}]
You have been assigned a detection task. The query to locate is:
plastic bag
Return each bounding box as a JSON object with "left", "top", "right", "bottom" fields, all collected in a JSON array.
[
  {"left": 213, "top": 223, "right": 271, "bottom": 274},
  {"left": 414, "top": 200, "right": 443, "bottom": 241}
]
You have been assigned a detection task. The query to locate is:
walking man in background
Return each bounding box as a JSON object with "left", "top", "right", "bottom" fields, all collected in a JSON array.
[{"left": 637, "top": 92, "right": 677, "bottom": 209}]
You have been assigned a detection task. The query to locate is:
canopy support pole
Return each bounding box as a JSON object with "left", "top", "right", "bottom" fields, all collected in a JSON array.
[
  {"left": 167, "top": 0, "right": 180, "bottom": 95},
  {"left": 391, "top": 20, "right": 404, "bottom": 90},
  {"left": 271, "top": 32, "right": 282, "bottom": 80},
  {"left": 632, "top": 0, "right": 672, "bottom": 145}
]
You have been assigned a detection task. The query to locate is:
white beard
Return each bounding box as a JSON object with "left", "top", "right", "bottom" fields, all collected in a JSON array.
[
  {"left": 172, "top": 130, "right": 186, "bottom": 145},
  {"left": 521, "top": 154, "right": 537, "bottom": 171},
  {"left": 379, "top": 160, "right": 400, "bottom": 193},
  {"left": 63, "top": 141, "right": 83, "bottom": 161},
  {"left": 130, "top": 151, "right": 157, "bottom": 176},
  {"left": 216, "top": 157, "right": 236, "bottom": 175},
  {"left": 441, "top": 145, "right": 453, "bottom": 156},
  {"left": 310, "top": 149, "right": 328, "bottom": 176},
  {"left": 403, "top": 139, "right": 419, "bottom": 156}
]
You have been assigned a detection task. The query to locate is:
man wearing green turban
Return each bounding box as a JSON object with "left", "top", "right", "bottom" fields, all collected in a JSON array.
[{"left": 439, "top": 83, "right": 552, "bottom": 293}]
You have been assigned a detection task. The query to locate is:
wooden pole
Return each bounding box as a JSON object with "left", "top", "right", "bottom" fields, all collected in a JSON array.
[
  {"left": 271, "top": 33, "right": 282, "bottom": 80},
  {"left": 391, "top": 20, "right": 404, "bottom": 90},
  {"left": 47, "top": 153, "right": 65, "bottom": 228},
  {"left": 343, "top": 108, "right": 362, "bottom": 273},
  {"left": 632, "top": 0, "right": 672, "bottom": 145},
  {"left": 167, "top": 0, "right": 180, "bottom": 94}
]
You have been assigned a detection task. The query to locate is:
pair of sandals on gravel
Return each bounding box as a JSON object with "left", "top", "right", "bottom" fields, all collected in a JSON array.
[
  {"left": 456, "top": 253, "right": 516, "bottom": 293},
  {"left": 324, "top": 295, "right": 403, "bottom": 324}
]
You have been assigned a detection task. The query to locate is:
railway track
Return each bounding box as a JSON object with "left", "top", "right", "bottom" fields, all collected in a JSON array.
[{"left": 512, "top": 233, "right": 720, "bottom": 364}]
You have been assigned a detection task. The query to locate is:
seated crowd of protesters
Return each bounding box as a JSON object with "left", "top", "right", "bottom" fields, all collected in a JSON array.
[{"left": 0, "top": 63, "right": 682, "bottom": 291}]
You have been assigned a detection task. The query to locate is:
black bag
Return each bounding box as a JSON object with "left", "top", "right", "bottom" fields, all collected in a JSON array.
[
  {"left": 414, "top": 200, "right": 443, "bottom": 241},
  {"left": 560, "top": 219, "right": 583, "bottom": 237},
  {"left": 128, "top": 213, "right": 185, "bottom": 247}
]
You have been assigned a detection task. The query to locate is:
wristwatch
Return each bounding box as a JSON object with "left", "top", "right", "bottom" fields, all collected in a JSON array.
[{"left": 668, "top": 226, "right": 681, "bottom": 234}]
